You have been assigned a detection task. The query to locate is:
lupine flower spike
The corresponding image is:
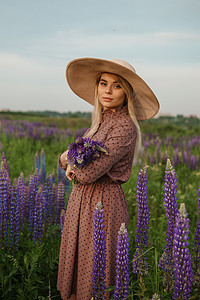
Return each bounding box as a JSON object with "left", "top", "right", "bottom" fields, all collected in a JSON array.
[
  {"left": 113, "top": 223, "right": 130, "bottom": 300},
  {"left": 10, "top": 179, "right": 20, "bottom": 248},
  {"left": 159, "top": 159, "right": 178, "bottom": 291},
  {"left": 35, "top": 151, "right": 39, "bottom": 171},
  {"left": 0, "top": 167, "right": 9, "bottom": 247},
  {"left": 132, "top": 165, "right": 150, "bottom": 275},
  {"left": 193, "top": 185, "right": 200, "bottom": 288},
  {"left": 40, "top": 148, "right": 46, "bottom": 183},
  {"left": 173, "top": 203, "right": 193, "bottom": 299},
  {"left": 33, "top": 187, "right": 44, "bottom": 244},
  {"left": 92, "top": 201, "right": 106, "bottom": 299}
]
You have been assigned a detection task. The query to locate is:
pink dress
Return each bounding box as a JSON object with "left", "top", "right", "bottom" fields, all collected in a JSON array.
[{"left": 57, "top": 105, "right": 137, "bottom": 299}]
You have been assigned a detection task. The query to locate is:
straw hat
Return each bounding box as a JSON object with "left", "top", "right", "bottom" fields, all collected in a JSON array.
[{"left": 66, "top": 57, "right": 160, "bottom": 120}]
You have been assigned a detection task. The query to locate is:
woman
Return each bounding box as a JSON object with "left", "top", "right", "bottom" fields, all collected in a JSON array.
[{"left": 57, "top": 58, "right": 159, "bottom": 300}]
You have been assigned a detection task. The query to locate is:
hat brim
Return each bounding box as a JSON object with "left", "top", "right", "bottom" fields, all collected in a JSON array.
[{"left": 66, "top": 57, "right": 160, "bottom": 120}]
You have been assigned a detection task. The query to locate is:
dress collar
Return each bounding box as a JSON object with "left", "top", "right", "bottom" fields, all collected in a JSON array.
[{"left": 102, "top": 105, "right": 128, "bottom": 121}]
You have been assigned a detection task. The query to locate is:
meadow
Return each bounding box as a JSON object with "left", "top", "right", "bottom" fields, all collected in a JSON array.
[{"left": 0, "top": 112, "right": 200, "bottom": 299}]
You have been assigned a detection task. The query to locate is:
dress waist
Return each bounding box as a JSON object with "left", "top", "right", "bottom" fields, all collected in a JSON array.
[{"left": 96, "top": 174, "right": 121, "bottom": 185}]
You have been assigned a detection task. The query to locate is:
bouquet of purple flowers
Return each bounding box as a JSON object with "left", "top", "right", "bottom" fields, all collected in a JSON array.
[{"left": 67, "top": 137, "right": 108, "bottom": 169}]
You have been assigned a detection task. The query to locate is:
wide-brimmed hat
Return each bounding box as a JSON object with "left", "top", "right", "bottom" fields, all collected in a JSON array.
[{"left": 66, "top": 57, "right": 160, "bottom": 120}]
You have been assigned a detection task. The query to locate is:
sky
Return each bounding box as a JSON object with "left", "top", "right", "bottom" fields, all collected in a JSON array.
[{"left": 0, "top": 0, "right": 199, "bottom": 117}]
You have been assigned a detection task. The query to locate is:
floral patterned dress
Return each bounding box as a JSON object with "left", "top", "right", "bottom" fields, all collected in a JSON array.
[{"left": 57, "top": 105, "right": 137, "bottom": 300}]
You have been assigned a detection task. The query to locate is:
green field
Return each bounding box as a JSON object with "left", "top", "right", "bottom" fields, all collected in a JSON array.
[{"left": 0, "top": 111, "right": 200, "bottom": 299}]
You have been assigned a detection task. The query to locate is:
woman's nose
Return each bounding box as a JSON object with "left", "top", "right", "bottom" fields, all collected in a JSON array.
[{"left": 105, "top": 85, "right": 112, "bottom": 94}]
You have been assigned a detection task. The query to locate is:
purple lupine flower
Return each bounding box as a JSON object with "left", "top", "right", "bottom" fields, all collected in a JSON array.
[
  {"left": 189, "top": 155, "right": 196, "bottom": 170},
  {"left": 57, "top": 158, "right": 70, "bottom": 193},
  {"left": 1, "top": 152, "right": 10, "bottom": 177},
  {"left": 182, "top": 150, "right": 188, "bottom": 165},
  {"left": 159, "top": 159, "right": 179, "bottom": 291},
  {"left": 28, "top": 170, "right": 40, "bottom": 235},
  {"left": 92, "top": 201, "right": 106, "bottom": 299},
  {"left": 150, "top": 154, "right": 154, "bottom": 165},
  {"left": 67, "top": 137, "right": 108, "bottom": 169},
  {"left": 172, "top": 148, "right": 179, "bottom": 166},
  {"left": 193, "top": 185, "right": 200, "bottom": 288},
  {"left": 35, "top": 151, "right": 40, "bottom": 171},
  {"left": 57, "top": 158, "right": 63, "bottom": 184},
  {"left": 0, "top": 167, "right": 9, "bottom": 247},
  {"left": 10, "top": 179, "right": 20, "bottom": 248},
  {"left": 52, "top": 183, "right": 58, "bottom": 222},
  {"left": 40, "top": 148, "right": 46, "bottom": 183},
  {"left": 113, "top": 223, "right": 130, "bottom": 299},
  {"left": 60, "top": 209, "right": 65, "bottom": 236},
  {"left": 33, "top": 187, "right": 44, "bottom": 244},
  {"left": 132, "top": 165, "right": 149, "bottom": 275},
  {"left": 173, "top": 203, "right": 193, "bottom": 299},
  {"left": 23, "top": 183, "right": 30, "bottom": 221},
  {"left": 43, "top": 175, "right": 54, "bottom": 225},
  {"left": 17, "top": 172, "right": 25, "bottom": 231}
]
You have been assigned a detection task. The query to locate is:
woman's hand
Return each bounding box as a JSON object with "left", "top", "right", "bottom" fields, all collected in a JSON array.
[
  {"left": 60, "top": 150, "right": 69, "bottom": 169},
  {"left": 65, "top": 164, "right": 75, "bottom": 181}
]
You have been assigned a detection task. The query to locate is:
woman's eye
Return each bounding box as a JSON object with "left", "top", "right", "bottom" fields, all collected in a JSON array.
[
  {"left": 100, "top": 82, "right": 106, "bottom": 86},
  {"left": 115, "top": 85, "right": 121, "bottom": 89}
]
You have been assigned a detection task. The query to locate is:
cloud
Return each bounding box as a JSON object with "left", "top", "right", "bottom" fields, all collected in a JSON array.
[
  {"left": 0, "top": 52, "right": 199, "bottom": 116},
  {"left": 137, "top": 63, "right": 200, "bottom": 117},
  {"left": 154, "top": 32, "right": 200, "bottom": 40},
  {"left": 24, "top": 29, "right": 200, "bottom": 65},
  {"left": 0, "top": 52, "right": 93, "bottom": 112}
]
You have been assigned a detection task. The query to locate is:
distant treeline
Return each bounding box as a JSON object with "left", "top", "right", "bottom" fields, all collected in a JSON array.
[
  {"left": 146, "top": 114, "right": 200, "bottom": 127},
  {"left": 0, "top": 111, "right": 200, "bottom": 130},
  {"left": 0, "top": 110, "right": 92, "bottom": 119}
]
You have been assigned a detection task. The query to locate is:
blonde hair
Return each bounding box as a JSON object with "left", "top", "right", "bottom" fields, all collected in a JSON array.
[{"left": 84, "top": 73, "right": 142, "bottom": 163}]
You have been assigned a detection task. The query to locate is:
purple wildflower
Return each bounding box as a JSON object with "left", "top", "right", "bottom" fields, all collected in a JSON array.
[
  {"left": 132, "top": 165, "right": 149, "bottom": 275},
  {"left": 193, "top": 185, "right": 200, "bottom": 288},
  {"left": 33, "top": 187, "right": 44, "bottom": 244},
  {"left": 182, "top": 150, "right": 188, "bottom": 165},
  {"left": 17, "top": 172, "right": 25, "bottom": 231},
  {"left": 57, "top": 158, "right": 63, "bottom": 184},
  {"left": 35, "top": 151, "right": 39, "bottom": 171},
  {"left": 67, "top": 137, "right": 108, "bottom": 169},
  {"left": 28, "top": 170, "right": 40, "bottom": 235},
  {"left": 1, "top": 152, "right": 10, "bottom": 177},
  {"left": 40, "top": 148, "right": 46, "bottom": 183},
  {"left": 113, "top": 223, "right": 130, "bottom": 299},
  {"left": 52, "top": 183, "right": 58, "bottom": 222},
  {"left": 159, "top": 159, "right": 179, "bottom": 291},
  {"left": 56, "top": 181, "right": 65, "bottom": 220},
  {"left": 172, "top": 148, "right": 179, "bottom": 166},
  {"left": 92, "top": 201, "right": 106, "bottom": 299},
  {"left": 43, "top": 175, "right": 54, "bottom": 225},
  {"left": 10, "top": 179, "right": 20, "bottom": 248},
  {"left": 0, "top": 167, "right": 10, "bottom": 247},
  {"left": 173, "top": 203, "right": 193, "bottom": 299},
  {"left": 56, "top": 182, "right": 65, "bottom": 224},
  {"left": 57, "top": 158, "right": 70, "bottom": 193}
]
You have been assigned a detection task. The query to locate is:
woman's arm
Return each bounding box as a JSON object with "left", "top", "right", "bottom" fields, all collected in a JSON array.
[{"left": 74, "top": 121, "right": 137, "bottom": 184}]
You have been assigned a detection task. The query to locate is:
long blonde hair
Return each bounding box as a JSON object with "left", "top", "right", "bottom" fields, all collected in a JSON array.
[{"left": 84, "top": 73, "right": 142, "bottom": 163}]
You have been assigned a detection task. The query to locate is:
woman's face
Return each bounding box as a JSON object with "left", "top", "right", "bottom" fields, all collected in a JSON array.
[{"left": 97, "top": 73, "right": 126, "bottom": 111}]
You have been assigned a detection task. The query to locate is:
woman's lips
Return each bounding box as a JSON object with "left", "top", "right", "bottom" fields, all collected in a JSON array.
[{"left": 103, "top": 97, "right": 113, "bottom": 101}]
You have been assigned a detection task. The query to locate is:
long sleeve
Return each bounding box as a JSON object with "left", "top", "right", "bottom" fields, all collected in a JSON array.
[{"left": 74, "top": 120, "right": 137, "bottom": 184}]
